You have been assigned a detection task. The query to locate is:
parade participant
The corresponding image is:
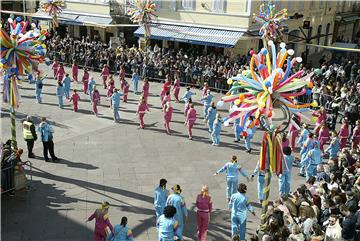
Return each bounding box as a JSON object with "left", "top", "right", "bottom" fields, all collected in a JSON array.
[
  {"left": 107, "top": 76, "right": 115, "bottom": 107},
  {"left": 142, "top": 77, "right": 150, "bottom": 102},
  {"left": 233, "top": 117, "right": 241, "bottom": 143},
  {"left": 161, "top": 92, "right": 171, "bottom": 108},
  {"left": 214, "top": 155, "right": 250, "bottom": 202},
  {"left": 72, "top": 62, "right": 78, "bottom": 82},
  {"left": 289, "top": 114, "right": 301, "bottom": 150},
  {"left": 184, "top": 99, "right": 192, "bottom": 117},
  {"left": 282, "top": 132, "right": 290, "bottom": 149},
  {"left": 299, "top": 133, "right": 315, "bottom": 177},
  {"left": 119, "top": 64, "right": 126, "bottom": 88},
  {"left": 35, "top": 73, "right": 45, "bottom": 103},
  {"left": 251, "top": 161, "right": 268, "bottom": 204},
  {"left": 156, "top": 206, "right": 183, "bottom": 241},
  {"left": 297, "top": 123, "right": 310, "bottom": 149},
  {"left": 180, "top": 86, "right": 196, "bottom": 103},
  {"left": 111, "top": 89, "right": 122, "bottom": 122},
  {"left": 131, "top": 70, "right": 140, "bottom": 95},
  {"left": 318, "top": 123, "right": 330, "bottom": 153},
  {"left": 172, "top": 76, "right": 180, "bottom": 102},
  {"left": 202, "top": 82, "right": 209, "bottom": 97},
  {"left": 92, "top": 86, "right": 101, "bottom": 116},
  {"left": 206, "top": 102, "right": 217, "bottom": 133},
  {"left": 62, "top": 73, "right": 71, "bottom": 99},
  {"left": 154, "top": 178, "right": 169, "bottom": 220},
  {"left": 106, "top": 216, "right": 134, "bottom": 241},
  {"left": 69, "top": 89, "right": 80, "bottom": 112},
  {"left": 100, "top": 64, "right": 109, "bottom": 89},
  {"left": 211, "top": 113, "right": 222, "bottom": 146},
  {"left": 38, "top": 117, "right": 58, "bottom": 162},
  {"left": 325, "top": 131, "right": 340, "bottom": 160},
  {"left": 52, "top": 60, "right": 59, "bottom": 78},
  {"left": 312, "top": 107, "right": 327, "bottom": 135},
  {"left": 160, "top": 78, "right": 171, "bottom": 101},
  {"left": 56, "top": 63, "right": 65, "bottom": 82},
  {"left": 82, "top": 68, "right": 90, "bottom": 94},
  {"left": 278, "top": 146, "right": 294, "bottom": 195},
  {"left": 136, "top": 96, "right": 149, "bottom": 129},
  {"left": 196, "top": 185, "right": 212, "bottom": 241},
  {"left": 244, "top": 116, "right": 257, "bottom": 153},
  {"left": 200, "top": 89, "right": 214, "bottom": 120},
  {"left": 87, "top": 201, "right": 114, "bottom": 241},
  {"left": 229, "top": 183, "right": 256, "bottom": 241},
  {"left": 88, "top": 77, "right": 97, "bottom": 102},
  {"left": 304, "top": 142, "right": 322, "bottom": 180},
  {"left": 185, "top": 103, "right": 197, "bottom": 140},
  {"left": 22, "top": 116, "right": 37, "bottom": 158},
  {"left": 163, "top": 101, "right": 173, "bottom": 135},
  {"left": 123, "top": 81, "right": 129, "bottom": 103},
  {"left": 166, "top": 185, "right": 188, "bottom": 238},
  {"left": 56, "top": 81, "right": 65, "bottom": 109},
  {"left": 352, "top": 120, "right": 360, "bottom": 149},
  {"left": 339, "top": 118, "right": 350, "bottom": 149}
]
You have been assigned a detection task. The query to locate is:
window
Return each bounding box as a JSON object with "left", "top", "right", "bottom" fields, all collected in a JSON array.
[
  {"left": 317, "top": 25, "right": 322, "bottom": 45},
  {"left": 182, "top": 0, "right": 195, "bottom": 10},
  {"left": 319, "top": 0, "right": 324, "bottom": 8},
  {"left": 171, "top": 0, "right": 177, "bottom": 10},
  {"left": 212, "top": 0, "right": 226, "bottom": 13},
  {"left": 324, "top": 23, "right": 330, "bottom": 46},
  {"left": 299, "top": 1, "right": 304, "bottom": 11}
]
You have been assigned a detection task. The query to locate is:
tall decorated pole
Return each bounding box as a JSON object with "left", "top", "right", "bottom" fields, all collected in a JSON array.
[
  {"left": 218, "top": 0, "right": 315, "bottom": 232},
  {"left": 1, "top": 17, "right": 48, "bottom": 150},
  {"left": 40, "top": 0, "right": 64, "bottom": 30},
  {"left": 127, "top": 0, "right": 157, "bottom": 53}
]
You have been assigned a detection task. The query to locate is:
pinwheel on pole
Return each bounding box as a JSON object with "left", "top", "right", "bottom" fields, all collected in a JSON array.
[{"left": 40, "top": 0, "right": 64, "bottom": 30}]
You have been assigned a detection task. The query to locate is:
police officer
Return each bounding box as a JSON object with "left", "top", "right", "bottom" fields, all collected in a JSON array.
[{"left": 23, "top": 116, "right": 37, "bottom": 158}]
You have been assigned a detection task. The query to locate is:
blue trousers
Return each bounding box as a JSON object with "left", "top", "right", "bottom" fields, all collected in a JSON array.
[
  {"left": 211, "top": 132, "right": 220, "bottom": 145},
  {"left": 234, "top": 126, "right": 241, "bottom": 141},
  {"left": 155, "top": 206, "right": 164, "bottom": 220},
  {"left": 203, "top": 105, "right": 210, "bottom": 118},
  {"left": 134, "top": 81, "right": 138, "bottom": 94},
  {"left": 279, "top": 173, "right": 292, "bottom": 195},
  {"left": 113, "top": 105, "right": 120, "bottom": 121},
  {"left": 64, "top": 87, "right": 70, "bottom": 99},
  {"left": 208, "top": 119, "right": 214, "bottom": 132},
  {"left": 58, "top": 96, "right": 63, "bottom": 108},
  {"left": 226, "top": 177, "right": 238, "bottom": 199},
  {"left": 306, "top": 164, "right": 317, "bottom": 180},
  {"left": 231, "top": 215, "right": 246, "bottom": 240},
  {"left": 245, "top": 135, "right": 253, "bottom": 150},
  {"left": 299, "top": 159, "right": 308, "bottom": 175},
  {"left": 257, "top": 175, "right": 266, "bottom": 200},
  {"left": 36, "top": 89, "right": 42, "bottom": 103}
]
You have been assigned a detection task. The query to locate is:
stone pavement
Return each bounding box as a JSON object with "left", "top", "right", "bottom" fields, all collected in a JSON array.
[{"left": 1, "top": 65, "right": 307, "bottom": 241}]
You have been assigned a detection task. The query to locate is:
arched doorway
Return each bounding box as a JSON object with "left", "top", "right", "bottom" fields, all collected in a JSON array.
[
  {"left": 317, "top": 25, "right": 322, "bottom": 52},
  {"left": 325, "top": 23, "right": 331, "bottom": 46}
]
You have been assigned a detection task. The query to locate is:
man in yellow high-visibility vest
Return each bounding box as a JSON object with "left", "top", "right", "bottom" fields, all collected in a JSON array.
[{"left": 22, "top": 116, "right": 37, "bottom": 158}]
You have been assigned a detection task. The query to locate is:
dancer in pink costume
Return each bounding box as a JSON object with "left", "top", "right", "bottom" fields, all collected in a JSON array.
[
  {"left": 160, "top": 77, "right": 171, "bottom": 101},
  {"left": 72, "top": 62, "right": 78, "bottom": 82},
  {"left": 123, "top": 81, "right": 129, "bottom": 103},
  {"left": 289, "top": 114, "right": 301, "bottom": 150},
  {"left": 162, "top": 92, "right": 171, "bottom": 108},
  {"left": 339, "top": 118, "right": 350, "bottom": 149},
  {"left": 87, "top": 202, "right": 114, "bottom": 241},
  {"left": 312, "top": 107, "right": 327, "bottom": 135},
  {"left": 142, "top": 77, "right": 150, "bottom": 102},
  {"left": 163, "top": 101, "right": 173, "bottom": 134},
  {"left": 107, "top": 76, "right": 115, "bottom": 107},
  {"left": 56, "top": 63, "right": 65, "bottom": 82},
  {"left": 119, "top": 65, "right": 126, "bottom": 90},
  {"left": 69, "top": 89, "right": 80, "bottom": 112},
  {"left": 196, "top": 185, "right": 212, "bottom": 241},
  {"left": 136, "top": 96, "right": 150, "bottom": 129},
  {"left": 202, "top": 82, "right": 209, "bottom": 97},
  {"left": 52, "top": 60, "right": 59, "bottom": 78},
  {"left": 186, "top": 103, "right": 197, "bottom": 140},
  {"left": 100, "top": 64, "right": 110, "bottom": 89},
  {"left": 318, "top": 123, "right": 330, "bottom": 153},
  {"left": 82, "top": 69, "right": 90, "bottom": 94},
  {"left": 92, "top": 87, "right": 101, "bottom": 116},
  {"left": 172, "top": 76, "right": 180, "bottom": 102}
]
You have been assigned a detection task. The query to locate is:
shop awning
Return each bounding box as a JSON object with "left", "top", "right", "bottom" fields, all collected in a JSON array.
[
  {"left": 134, "top": 24, "right": 246, "bottom": 48},
  {"left": 32, "top": 10, "right": 113, "bottom": 26},
  {"left": 332, "top": 42, "right": 358, "bottom": 49}
]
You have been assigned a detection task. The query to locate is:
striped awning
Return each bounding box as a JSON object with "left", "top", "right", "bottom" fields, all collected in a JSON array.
[{"left": 134, "top": 24, "right": 246, "bottom": 48}]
